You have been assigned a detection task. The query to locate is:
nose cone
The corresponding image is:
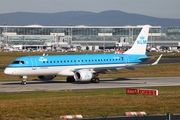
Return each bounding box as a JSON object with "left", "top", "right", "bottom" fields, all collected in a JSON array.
[{"left": 4, "top": 68, "right": 13, "bottom": 75}]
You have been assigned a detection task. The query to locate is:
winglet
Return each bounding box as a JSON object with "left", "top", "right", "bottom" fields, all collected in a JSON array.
[{"left": 151, "top": 54, "right": 163, "bottom": 65}]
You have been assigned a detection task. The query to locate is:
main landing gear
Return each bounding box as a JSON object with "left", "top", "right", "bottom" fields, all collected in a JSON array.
[
  {"left": 91, "top": 73, "right": 100, "bottom": 83},
  {"left": 66, "top": 76, "right": 100, "bottom": 83},
  {"left": 91, "top": 77, "right": 100, "bottom": 83},
  {"left": 21, "top": 76, "right": 27, "bottom": 85},
  {"left": 66, "top": 76, "right": 75, "bottom": 83}
]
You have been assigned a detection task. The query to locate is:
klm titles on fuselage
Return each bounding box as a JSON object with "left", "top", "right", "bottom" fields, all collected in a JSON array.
[
  {"left": 137, "top": 36, "right": 147, "bottom": 44},
  {"left": 39, "top": 57, "right": 47, "bottom": 62}
]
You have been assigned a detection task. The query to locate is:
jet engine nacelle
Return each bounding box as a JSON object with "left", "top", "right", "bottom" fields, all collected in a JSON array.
[
  {"left": 38, "top": 75, "right": 56, "bottom": 81},
  {"left": 74, "top": 70, "right": 93, "bottom": 81}
]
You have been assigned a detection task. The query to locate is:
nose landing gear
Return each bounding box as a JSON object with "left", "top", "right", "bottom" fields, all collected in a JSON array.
[{"left": 21, "top": 76, "right": 27, "bottom": 85}]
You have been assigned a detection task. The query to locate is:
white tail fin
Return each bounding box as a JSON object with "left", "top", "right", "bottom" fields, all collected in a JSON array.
[{"left": 123, "top": 25, "right": 151, "bottom": 55}]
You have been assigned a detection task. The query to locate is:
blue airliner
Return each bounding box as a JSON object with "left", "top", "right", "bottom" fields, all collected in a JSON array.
[{"left": 4, "top": 25, "right": 162, "bottom": 85}]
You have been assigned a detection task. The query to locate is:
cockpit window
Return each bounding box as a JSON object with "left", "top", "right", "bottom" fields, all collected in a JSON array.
[
  {"left": 20, "top": 61, "right": 25, "bottom": 64},
  {"left": 12, "top": 61, "right": 25, "bottom": 64}
]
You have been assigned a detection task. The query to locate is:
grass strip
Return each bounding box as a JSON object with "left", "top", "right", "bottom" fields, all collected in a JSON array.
[{"left": 0, "top": 87, "right": 180, "bottom": 119}]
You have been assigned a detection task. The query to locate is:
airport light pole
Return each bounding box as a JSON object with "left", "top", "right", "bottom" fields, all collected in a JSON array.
[
  {"left": 129, "top": 26, "right": 134, "bottom": 45},
  {"left": 3, "top": 23, "right": 7, "bottom": 45},
  {"left": 103, "top": 33, "right": 105, "bottom": 51},
  {"left": 68, "top": 24, "right": 72, "bottom": 46}
]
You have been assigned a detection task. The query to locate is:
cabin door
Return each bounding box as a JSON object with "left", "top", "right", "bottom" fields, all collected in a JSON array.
[{"left": 30, "top": 57, "right": 37, "bottom": 70}]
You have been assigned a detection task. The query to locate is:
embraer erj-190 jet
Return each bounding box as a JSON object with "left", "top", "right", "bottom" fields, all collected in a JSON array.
[{"left": 4, "top": 25, "right": 162, "bottom": 85}]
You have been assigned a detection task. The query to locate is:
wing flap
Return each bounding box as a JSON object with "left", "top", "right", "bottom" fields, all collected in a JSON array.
[{"left": 93, "top": 67, "right": 119, "bottom": 73}]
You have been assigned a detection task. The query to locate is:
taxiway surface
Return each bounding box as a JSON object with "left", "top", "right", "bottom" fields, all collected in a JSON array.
[{"left": 0, "top": 77, "right": 180, "bottom": 92}]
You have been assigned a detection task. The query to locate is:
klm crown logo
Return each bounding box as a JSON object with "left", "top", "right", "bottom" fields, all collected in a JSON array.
[
  {"left": 137, "top": 36, "right": 147, "bottom": 44},
  {"left": 85, "top": 73, "right": 90, "bottom": 78}
]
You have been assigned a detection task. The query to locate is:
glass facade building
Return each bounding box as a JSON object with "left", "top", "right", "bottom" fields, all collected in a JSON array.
[{"left": 0, "top": 25, "right": 162, "bottom": 47}]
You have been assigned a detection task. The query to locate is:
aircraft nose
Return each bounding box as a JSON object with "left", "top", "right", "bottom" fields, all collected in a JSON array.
[{"left": 4, "top": 68, "right": 13, "bottom": 75}]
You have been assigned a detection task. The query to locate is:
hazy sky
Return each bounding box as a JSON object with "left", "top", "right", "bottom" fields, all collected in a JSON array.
[{"left": 0, "top": 0, "right": 179, "bottom": 19}]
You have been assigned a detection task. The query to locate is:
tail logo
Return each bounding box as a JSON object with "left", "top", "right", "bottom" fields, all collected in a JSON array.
[{"left": 137, "top": 36, "right": 147, "bottom": 44}]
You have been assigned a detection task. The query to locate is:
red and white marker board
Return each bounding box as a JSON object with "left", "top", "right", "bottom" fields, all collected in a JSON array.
[{"left": 126, "top": 88, "right": 158, "bottom": 96}]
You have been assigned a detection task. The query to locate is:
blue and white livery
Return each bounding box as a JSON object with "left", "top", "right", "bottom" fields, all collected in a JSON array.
[{"left": 4, "top": 25, "right": 162, "bottom": 85}]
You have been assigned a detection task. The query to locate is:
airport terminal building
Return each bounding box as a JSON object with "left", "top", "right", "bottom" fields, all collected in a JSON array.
[{"left": 0, "top": 25, "right": 180, "bottom": 50}]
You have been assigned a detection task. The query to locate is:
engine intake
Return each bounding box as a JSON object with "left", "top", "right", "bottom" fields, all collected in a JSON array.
[{"left": 74, "top": 70, "right": 93, "bottom": 81}]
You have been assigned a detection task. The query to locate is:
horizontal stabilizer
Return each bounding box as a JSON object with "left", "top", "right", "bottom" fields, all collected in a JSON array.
[{"left": 138, "top": 57, "right": 149, "bottom": 60}]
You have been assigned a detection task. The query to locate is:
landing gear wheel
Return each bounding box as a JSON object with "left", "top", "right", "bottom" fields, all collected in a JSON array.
[
  {"left": 21, "top": 76, "right": 27, "bottom": 85},
  {"left": 91, "top": 77, "right": 100, "bottom": 83},
  {"left": 21, "top": 80, "right": 26, "bottom": 85},
  {"left": 94, "top": 78, "right": 99, "bottom": 83}
]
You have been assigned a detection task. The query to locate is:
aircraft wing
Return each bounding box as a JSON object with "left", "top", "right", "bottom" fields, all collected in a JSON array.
[
  {"left": 73, "top": 54, "right": 163, "bottom": 74},
  {"left": 97, "top": 54, "right": 162, "bottom": 71},
  {"left": 73, "top": 66, "right": 125, "bottom": 75}
]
